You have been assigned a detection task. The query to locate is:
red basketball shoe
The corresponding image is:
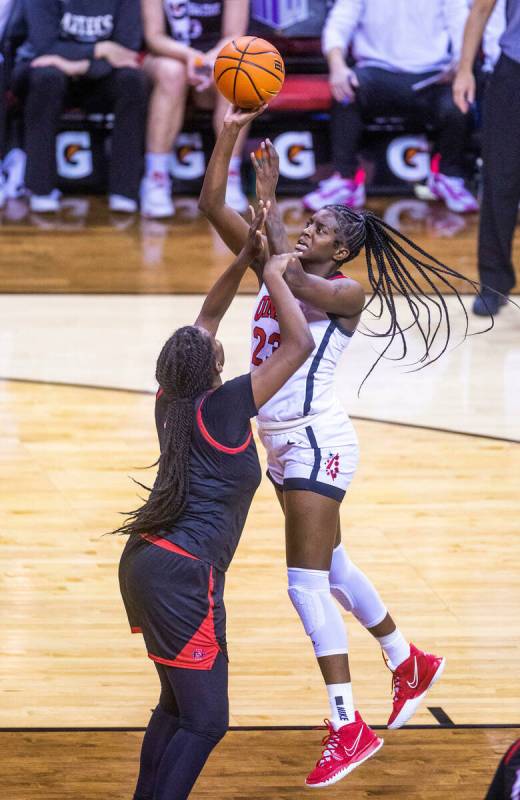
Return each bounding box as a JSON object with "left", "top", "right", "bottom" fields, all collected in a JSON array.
[
  {"left": 305, "top": 713, "right": 383, "bottom": 789},
  {"left": 387, "top": 643, "right": 446, "bottom": 729}
]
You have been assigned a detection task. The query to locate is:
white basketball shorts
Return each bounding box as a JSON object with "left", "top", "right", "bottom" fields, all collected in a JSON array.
[{"left": 257, "top": 407, "right": 359, "bottom": 503}]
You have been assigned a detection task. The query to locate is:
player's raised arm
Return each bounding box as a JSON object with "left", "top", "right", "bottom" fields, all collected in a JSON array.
[
  {"left": 250, "top": 254, "right": 314, "bottom": 410},
  {"left": 198, "top": 104, "right": 267, "bottom": 258},
  {"left": 252, "top": 138, "right": 291, "bottom": 255},
  {"left": 194, "top": 204, "right": 267, "bottom": 337}
]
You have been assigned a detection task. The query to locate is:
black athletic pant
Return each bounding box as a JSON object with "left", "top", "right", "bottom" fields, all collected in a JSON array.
[
  {"left": 0, "top": 57, "right": 5, "bottom": 160},
  {"left": 11, "top": 63, "right": 148, "bottom": 198},
  {"left": 332, "top": 66, "right": 468, "bottom": 179},
  {"left": 134, "top": 653, "right": 229, "bottom": 800},
  {"left": 478, "top": 54, "right": 520, "bottom": 294}
]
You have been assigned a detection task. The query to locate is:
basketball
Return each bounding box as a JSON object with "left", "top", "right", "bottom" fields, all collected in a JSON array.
[{"left": 214, "top": 36, "right": 285, "bottom": 109}]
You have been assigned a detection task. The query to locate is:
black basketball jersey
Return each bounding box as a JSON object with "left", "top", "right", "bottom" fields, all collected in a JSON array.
[
  {"left": 163, "top": 0, "right": 222, "bottom": 51},
  {"left": 485, "top": 739, "right": 520, "bottom": 799},
  {"left": 153, "top": 373, "right": 261, "bottom": 573}
]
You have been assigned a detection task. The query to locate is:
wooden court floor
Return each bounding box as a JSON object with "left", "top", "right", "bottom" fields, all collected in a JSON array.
[{"left": 1, "top": 195, "right": 520, "bottom": 798}]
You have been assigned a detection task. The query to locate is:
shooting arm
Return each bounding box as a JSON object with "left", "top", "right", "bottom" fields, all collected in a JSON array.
[{"left": 285, "top": 259, "right": 365, "bottom": 319}]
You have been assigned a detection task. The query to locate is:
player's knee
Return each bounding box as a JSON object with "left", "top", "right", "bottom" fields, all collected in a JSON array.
[
  {"left": 154, "top": 57, "right": 187, "bottom": 92},
  {"left": 180, "top": 706, "right": 228, "bottom": 744},
  {"left": 287, "top": 567, "right": 347, "bottom": 657}
]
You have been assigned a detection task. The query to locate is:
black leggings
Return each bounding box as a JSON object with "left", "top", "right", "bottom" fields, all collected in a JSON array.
[
  {"left": 134, "top": 652, "right": 229, "bottom": 800},
  {"left": 11, "top": 63, "right": 148, "bottom": 198}
]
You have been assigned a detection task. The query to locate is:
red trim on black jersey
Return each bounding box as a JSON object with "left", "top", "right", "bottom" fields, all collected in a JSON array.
[
  {"left": 130, "top": 626, "right": 142, "bottom": 634},
  {"left": 196, "top": 393, "right": 252, "bottom": 455},
  {"left": 156, "top": 387, "right": 164, "bottom": 399},
  {"left": 147, "top": 566, "right": 220, "bottom": 671},
  {"left": 505, "top": 739, "right": 520, "bottom": 765},
  {"left": 141, "top": 533, "right": 198, "bottom": 560}
]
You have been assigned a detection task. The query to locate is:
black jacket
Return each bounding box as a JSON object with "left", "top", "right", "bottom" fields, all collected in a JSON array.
[{"left": 17, "top": 0, "right": 142, "bottom": 79}]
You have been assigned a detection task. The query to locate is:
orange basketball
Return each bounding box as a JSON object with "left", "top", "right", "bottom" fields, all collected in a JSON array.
[{"left": 214, "top": 36, "right": 285, "bottom": 109}]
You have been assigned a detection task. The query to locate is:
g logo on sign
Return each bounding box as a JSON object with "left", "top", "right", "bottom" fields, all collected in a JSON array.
[
  {"left": 386, "top": 135, "right": 430, "bottom": 182},
  {"left": 171, "top": 133, "right": 206, "bottom": 180},
  {"left": 274, "top": 132, "right": 316, "bottom": 180},
  {"left": 56, "top": 132, "right": 93, "bottom": 179}
]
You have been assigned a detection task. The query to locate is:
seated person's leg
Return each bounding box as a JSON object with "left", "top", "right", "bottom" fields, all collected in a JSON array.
[
  {"left": 141, "top": 56, "right": 190, "bottom": 218},
  {"left": 304, "top": 67, "right": 409, "bottom": 211},
  {"left": 12, "top": 63, "right": 68, "bottom": 211},
  {"left": 426, "top": 85, "right": 478, "bottom": 213},
  {"left": 102, "top": 66, "right": 149, "bottom": 213}
]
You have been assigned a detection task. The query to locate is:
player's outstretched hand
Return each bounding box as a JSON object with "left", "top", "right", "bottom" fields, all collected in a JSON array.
[
  {"left": 223, "top": 104, "right": 267, "bottom": 131},
  {"left": 251, "top": 138, "right": 279, "bottom": 202},
  {"left": 236, "top": 202, "right": 268, "bottom": 265},
  {"left": 264, "top": 251, "right": 300, "bottom": 278}
]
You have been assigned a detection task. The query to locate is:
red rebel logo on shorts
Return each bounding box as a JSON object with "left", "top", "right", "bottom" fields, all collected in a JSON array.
[
  {"left": 192, "top": 648, "right": 206, "bottom": 661},
  {"left": 325, "top": 453, "right": 340, "bottom": 481}
]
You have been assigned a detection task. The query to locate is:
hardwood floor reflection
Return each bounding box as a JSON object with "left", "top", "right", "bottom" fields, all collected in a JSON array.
[{"left": 1, "top": 195, "right": 519, "bottom": 294}]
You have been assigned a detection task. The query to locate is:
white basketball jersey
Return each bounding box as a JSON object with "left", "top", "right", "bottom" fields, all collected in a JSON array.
[{"left": 250, "top": 275, "right": 354, "bottom": 424}]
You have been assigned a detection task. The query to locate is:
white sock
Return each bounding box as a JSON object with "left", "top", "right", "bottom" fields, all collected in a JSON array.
[
  {"left": 377, "top": 629, "right": 410, "bottom": 670},
  {"left": 145, "top": 153, "right": 170, "bottom": 177},
  {"left": 229, "top": 155, "right": 241, "bottom": 176},
  {"left": 326, "top": 683, "right": 355, "bottom": 729}
]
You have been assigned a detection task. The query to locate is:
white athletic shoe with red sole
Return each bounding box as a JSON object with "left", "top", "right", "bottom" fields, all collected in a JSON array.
[
  {"left": 305, "top": 713, "right": 383, "bottom": 789},
  {"left": 387, "top": 642, "right": 446, "bottom": 730}
]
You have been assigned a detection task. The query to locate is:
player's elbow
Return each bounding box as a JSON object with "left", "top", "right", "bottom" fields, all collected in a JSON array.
[{"left": 198, "top": 192, "right": 211, "bottom": 215}]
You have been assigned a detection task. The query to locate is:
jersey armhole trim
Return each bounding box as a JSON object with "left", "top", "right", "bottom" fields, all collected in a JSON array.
[
  {"left": 327, "top": 314, "right": 355, "bottom": 337},
  {"left": 197, "top": 394, "right": 253, "bottom": 455}
]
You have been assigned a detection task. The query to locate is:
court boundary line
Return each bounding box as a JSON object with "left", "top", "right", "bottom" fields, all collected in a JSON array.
[
  {"left": 1, "top": 377, "right": 518, "bottom": 444},
  {"left": 1, "top": 724, "right": 519, "bottom": 732}
]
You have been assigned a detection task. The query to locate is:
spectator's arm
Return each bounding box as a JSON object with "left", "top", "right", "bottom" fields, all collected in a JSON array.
[
  {"left": 87, "top": 0, "right": 143, "bottom": 78},
  {"left": 322, "top": 0, "right": 363, "bottom": 58},
  {"left": 111, "top": 0, "right": 143, "bottom": 51},
  {"left": 142, "top": 0, "right": 199, "bottom": 61},
  {"left": 453, "top": 0, "right": 497, "bottom": 112},
  {"left": 444, "top": 0, "right": 470, "bottom": 66},
  {"left": 23, "top": 0, "right": 95, "bottom": 61},
  {"left": 203, "top": 0, "right": 250, "bottom": 66}
]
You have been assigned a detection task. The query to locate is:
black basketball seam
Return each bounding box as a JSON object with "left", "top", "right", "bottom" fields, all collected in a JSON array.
[
  {"left": 236, "top": 66, "right": 264, "bottom": 103},
  {"left": 231, "top": 36, "right": 257, "bottom": 105},
  {"left": 230, "top": 35, "right": 259, "bottom": 55},
  {"left": 214, "top": 55, "right": 284, "bottom": 84}
]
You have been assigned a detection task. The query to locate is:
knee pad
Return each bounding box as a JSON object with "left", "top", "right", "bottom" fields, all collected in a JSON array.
[
  {"left": 287, "top": 567, "right": 348, "bottom": 658},
  {"left": 330, "top": 545, "right": 387, "bottom": 629}
]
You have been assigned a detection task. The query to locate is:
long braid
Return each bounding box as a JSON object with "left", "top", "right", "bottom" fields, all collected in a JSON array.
[
  {"left": 324, "top": 204, "right": 499, "bottom": 391},
  {"left": 112, "top": 326, "right": 214, "bottom": 536}
]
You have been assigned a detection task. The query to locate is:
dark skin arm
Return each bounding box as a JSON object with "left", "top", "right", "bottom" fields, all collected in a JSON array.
[
  {"left": 252, "top": 138, "right": 291, "bottom": 256},
  {"left": 194, "top": 205, "right": 266, "bottom": 336},
  {"left": 250, "top": 254, "right": 314, "bottom": 409},
  {"left": 198, "top": 104, "right": 268, "bottom": 275},
  {"left": 284, "top": 257, "right": 365, "bottom": 326}
]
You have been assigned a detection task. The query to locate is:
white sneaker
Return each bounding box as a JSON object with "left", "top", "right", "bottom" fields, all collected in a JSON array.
[
  {"left": 140, "top": 172, "right": 175, "bottom": 218},
  {"left": 302, "top": 171, "right": 366, "bottom": 211},
  {"left": 109, "top": 194, "right": 138, "bottom": 213},
  {"left": 3, "top": 148, "right": 27, "bottom": 199},
  {"left": 427, "top": 171, "right": 479, "bottom": 214},
  {"left": 225, "top": 170, "right": 248, "bottom": 213},
  {"left": 30, "top": 189, "right": 61, "bottom": 213}
]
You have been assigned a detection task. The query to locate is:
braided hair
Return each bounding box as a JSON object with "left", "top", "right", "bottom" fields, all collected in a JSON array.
[
  {"left": 324, "top": 204, "right": 494, "bottom": 390},
  {"left": 113, "top": 326, "right": 215, "bottom": 536}
]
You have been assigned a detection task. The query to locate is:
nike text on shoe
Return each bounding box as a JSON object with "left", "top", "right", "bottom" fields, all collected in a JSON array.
[
  {"left": 140, "top": 172, "right": 175, "bottom": 218},
  {"left": 387, "top": 643, "right": 446, "bottom": 729},
  {"left": 305, "top": 713, "right": 383, "bottom": 789},
  {"left": 427, "top": 171, "right": 478, "bottom": 213},
  {"left": 302, "top": 170, "right": 366, "bottom": 211}
]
